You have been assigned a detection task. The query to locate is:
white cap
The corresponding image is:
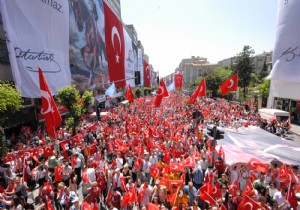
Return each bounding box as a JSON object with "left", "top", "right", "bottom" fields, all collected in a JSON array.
[{"left": 72, "top": 197, "right": 79, "bottom": 203}]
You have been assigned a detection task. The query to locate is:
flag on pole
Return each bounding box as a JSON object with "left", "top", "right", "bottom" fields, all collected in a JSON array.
[
  {"left": 167, "top": 81, "right": 175, "bottom": 92},
  {"left": 125, "top": 84, "right": 134, "bottom": 102},
  {"left": 219, "top": 73, "right": 238, "bottom": 96},
  {"left": 105, "top": 83, "right": 116, "bottom": 98},
  {"left": 39, "top": 68, "right": 62, "bottom": 138},
  {"left": 155, "top": 80, "right": 169, "bottom": 107},
  {"left": 198, "top": 79, "right": 206, "bottom": 97}
]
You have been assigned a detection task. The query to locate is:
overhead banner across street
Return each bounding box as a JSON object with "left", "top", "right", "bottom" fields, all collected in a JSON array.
[{"left": 0, "top": 0, "right": 71, "bottom": 98}]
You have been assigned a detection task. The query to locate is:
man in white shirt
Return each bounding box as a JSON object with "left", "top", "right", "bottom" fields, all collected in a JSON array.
[
  {"left": 273, "top": 186, "right": 289, "bottom": 209},
  {"left": 149, "top": 152, "right": 158, "bottom": 166}
]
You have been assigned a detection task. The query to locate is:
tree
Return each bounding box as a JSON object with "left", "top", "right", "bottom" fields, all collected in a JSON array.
[
  {"left": 234, "top": 45, "right": 255, "bottom": 99},
  {"left": 258, "top": 77, "right": 270, "bottom": 107},
  {"left": 259, "top": 59, "right": 269, "bottom": 80},
  {"left": 0, "top": 82, "right": 23, "bottom": 157},
  {"left": 58, "top": 85, "right": 93, "bottom": 134},
  {"left": 203, "top": 67, "right": 233, "bottom": 97}
]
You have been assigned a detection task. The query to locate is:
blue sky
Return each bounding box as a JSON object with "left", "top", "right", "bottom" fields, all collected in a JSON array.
[{"left": 121, "top": 0, "right": 278, "bottom": 77}]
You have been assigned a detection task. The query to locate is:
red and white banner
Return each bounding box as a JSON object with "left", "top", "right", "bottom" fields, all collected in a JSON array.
[
  {"left": 144, "top": 60, "right": 151, "bottom": 87},
  {"left": 0, "top": 0, "right": 71, "bottom": 98},
  {"left": 103, "top": 1, "right": 125, "bottom": 88}
]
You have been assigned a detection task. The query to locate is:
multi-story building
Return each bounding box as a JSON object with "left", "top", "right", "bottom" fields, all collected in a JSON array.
[
  {"left": 179, "top": 56, "right": 219, "bottom": 87},
  {"left": 218, "top": 51, "right": 273, "bottom": 74}
]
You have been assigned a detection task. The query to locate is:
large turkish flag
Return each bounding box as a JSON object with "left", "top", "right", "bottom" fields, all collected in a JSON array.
[
  {"left": 39, "top": 68, "right": 62, "bottom": 138},
  {"left": 103, "top": 1, "right": 125, "bottom": 88}
]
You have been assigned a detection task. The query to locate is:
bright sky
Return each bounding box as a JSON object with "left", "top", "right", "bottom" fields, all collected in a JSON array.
[{"left": 121, "top": 0, "right": 278, "bottom": 77}]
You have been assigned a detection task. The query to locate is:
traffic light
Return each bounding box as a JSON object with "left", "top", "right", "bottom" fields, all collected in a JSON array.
[{"left": 207, "top": 125, "right": 224, "bottom": 140}]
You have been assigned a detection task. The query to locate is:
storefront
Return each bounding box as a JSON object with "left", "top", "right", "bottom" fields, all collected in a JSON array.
[{"left": 272, "top": 97, "right": 300, "bottom": 124}]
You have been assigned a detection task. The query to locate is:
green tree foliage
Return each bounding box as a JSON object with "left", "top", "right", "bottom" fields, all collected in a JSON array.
[
  {"left": 58, "top": 85, "right": 93, "bottom": 132},
  {"left": 203, "top": 67, "right": 233, "bottom": 97},
  {"left": 135, "top": 88, "right": 142, "bottom": 98},
  {"left": 258, "top": 77, "right": 270, "bottom": 107},
  {"left": 259, "top": 59, "right": 269, "bottom": 80},
  {"left": 82, "top": 90, "right": 93, "bottom": 114},
  {"left": 0, "top": 82, "right": 23, "bottom": 157},
  {"left": 234, "top": 45, "right": 255, "bottom": 99}
]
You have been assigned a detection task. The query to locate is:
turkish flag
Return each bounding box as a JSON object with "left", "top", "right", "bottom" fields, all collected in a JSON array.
[
  {"left": 219, "top": 73, "right": 238, "bottom": 96},
  {"left": 125, "top": 84, "right": 134, "bottom": 102},
  {"left": 103, "top": 1, "right": 125, "bottom": 88},
  {"left": 144, "top": 60, "right": 151, "bottom": 87},
  {"left": 39, "top": 68, "right": 62, "bottom": 138},
  {"left": 238, "top": 195, "right": 262, "bottom": 210},
  {"left": 42, "top": 145, "right": 54, "bottom": 158},
  {"left": 155, "top": 79, "right": 169, "bottom": 107},
  {"left": 82, "top": 201, "right": 93, "bottom": 210},
  {"left": 279, "top": 164, "right": 288, "bottom": 179},
  {"left": 54, "top": 164, "right": 63, "bottom": 182},
  {"left": 150, "top": 165, "right": 160, "bottom": 179},
  {"left": 197, "top": 79, "right": 206, "bottom": 97},
  {"left": 148, "top": 203, "right": 159, "bottom": 210},
  {"left": 182, "top": 155, "right": 195, "bottom": 168},
  {"left": 246, "top": 158, "right": 268, "bottom": 173},
  {"left": 174, "top": 73, "right": 183, "bottom": 88},
  {"left": 60, "top": 140, "right": 70, "bottom": 158},
  {"left": 242, "top": 181, "right": 255, "bottom": 197},
  {"left": 229, "top": 179, "right": 240, "bottom": 196},
  {"left": 137, "top": 184, "right": 147, "bottom": 203},
  {"left": 200, "top": 191, "right": 217, "bottom": 206},
  {"left": 208, "top": 182, "right": 222, "bottom": 198},
  {"left": 121, "top": 187, "right": 136, "bottom": 206},
  {"left": 287, "top": 180, "right": 298, "bottom": 210},
  {"left": 186, "top": 80, "right": 203, "bottom": 104},
  {"left": 120, "top": 177, "right": 127, "bottom": 192}
]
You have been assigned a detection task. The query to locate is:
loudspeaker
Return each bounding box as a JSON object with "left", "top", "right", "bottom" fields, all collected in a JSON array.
[{"left": 135, "top": 71, "right": 140, "bottom": 86}]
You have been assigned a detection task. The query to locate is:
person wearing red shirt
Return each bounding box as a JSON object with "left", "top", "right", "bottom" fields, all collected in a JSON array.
[{"left": 89, "top": 181, "right": 100, "bottom": 205}]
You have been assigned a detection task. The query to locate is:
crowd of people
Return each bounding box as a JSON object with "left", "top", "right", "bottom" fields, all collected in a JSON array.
[{"left": 0, "top": 93, "right": 299, "bottom": 210}]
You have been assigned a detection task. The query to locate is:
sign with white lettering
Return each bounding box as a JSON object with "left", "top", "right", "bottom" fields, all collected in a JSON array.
[{"left": 0, "top": 0, "right": 71, "bottom": 97}]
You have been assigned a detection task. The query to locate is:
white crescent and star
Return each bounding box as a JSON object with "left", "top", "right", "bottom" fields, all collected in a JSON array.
[
  {"left": 157, "top": 86, "right": 165, "bottom": 97},
  {"left": 227, "top": 79, "right": 234, "bottom": 88},
  {"left": 251, "top": 161, "right": 258, "bottom": 167},
  {"left": 244, "top": 202, "right": 253, "bottom": 210},
  {"left": 212, "top": 186, "right": 217, "bottom": 194},
  {"left": 41, "top": 90, "right": 54, "bottom": 115},
  {"left": 111, "top": 26, "right": 121, "bottom": 63}
]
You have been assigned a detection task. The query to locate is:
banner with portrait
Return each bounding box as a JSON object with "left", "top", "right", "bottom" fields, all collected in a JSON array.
[
  {"left": 69, "top": 0, "right": 108, "bottom": 91},
  {"left": 0, "top": 0, "right": 71, "bottom": 98}
]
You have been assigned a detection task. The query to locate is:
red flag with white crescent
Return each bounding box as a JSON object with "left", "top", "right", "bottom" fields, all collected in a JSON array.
[
  {"left": 219, "top": 73, "right": 238, "bottom": 96},
  {"left": 197, "top": 79, "right": 207, "bottom": 97},
  {"left": 125, "top": 84, "right": 134, "bottom": 102},
  {"left": 39, "top": 68, "right": 62, "bottom": 138},
  {"left": 103, "top": 1, "right": 125, "bottom": 88},
  {"left": 144, "top": 60, "right": 151, "bottom": 87},
  {"left": 174, "top": 73, "right": 183, "bottom": 88},
  {"left": 155, "top": 79, "right": 169, "bottom": 107}
]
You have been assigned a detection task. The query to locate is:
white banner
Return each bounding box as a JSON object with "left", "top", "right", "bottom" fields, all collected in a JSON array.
[
  {"left": 0, "top": 0, "right": 71, "bottom": 98},
  {"left": 138, "top": 48, "right": 144, "bottom": 87},
  {"left": 123, "top": 27, "right": 135, "bottom": 87},
  {"left": 268, "top": 0, "right": 300, "bottom": 82}
]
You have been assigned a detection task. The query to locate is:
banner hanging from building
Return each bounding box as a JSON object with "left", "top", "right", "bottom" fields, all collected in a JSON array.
[
  {"left": 138, "top": 49, "right": 144, "bottom": 87},
  {"left": 123, "top": 27, "right": 135, "bottom": 87},
  {"left": 69, "top": 0, "right": 108, "bottom": 92},
  {"left": 144, "top": 60, "right": 151, "bottom": 87},
  {"left": 268, "top": 0, "right": 300, "bottom": 82},
  {"left": 0, "top": 0, "right": 71, "bottom": 98}
]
